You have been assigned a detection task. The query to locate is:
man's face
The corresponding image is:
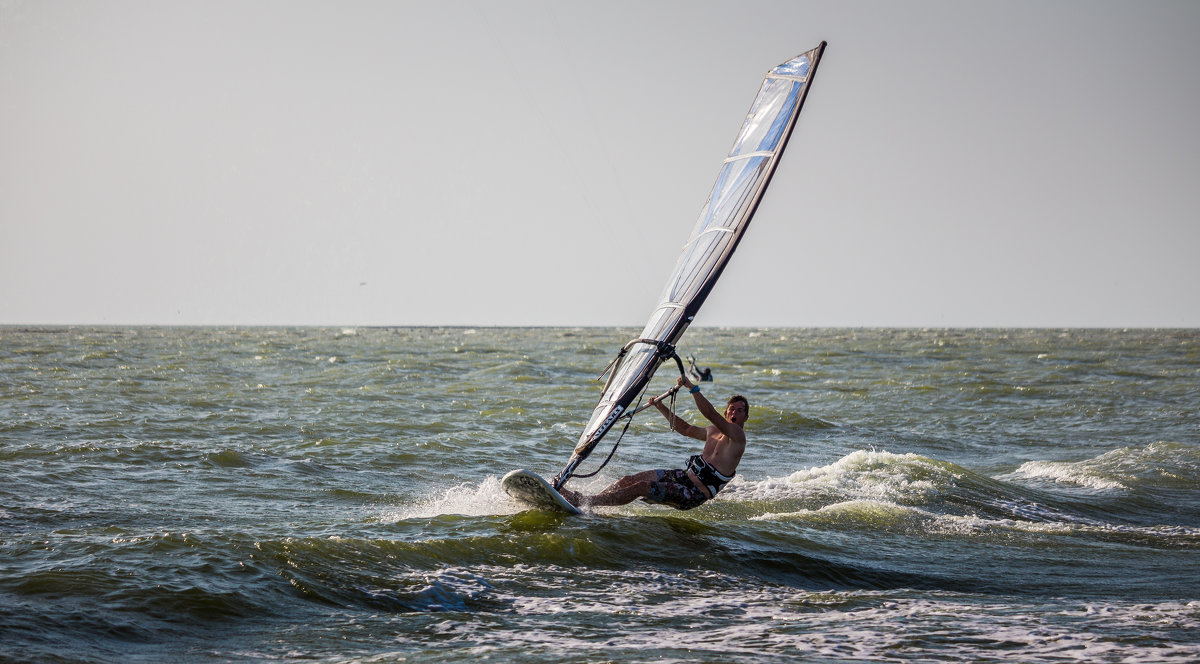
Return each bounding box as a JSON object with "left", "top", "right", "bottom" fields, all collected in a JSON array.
[{"left": 725, "top": 400, "right": 748, "bottom": 426}]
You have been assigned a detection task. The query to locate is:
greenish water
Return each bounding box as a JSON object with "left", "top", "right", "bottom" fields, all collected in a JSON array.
[{"left": 2, "top": 327, "right": 1198, "bottom": 662}]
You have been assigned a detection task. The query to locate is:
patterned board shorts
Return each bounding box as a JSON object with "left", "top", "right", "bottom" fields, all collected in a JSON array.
[{"left": 645, "top": 468, "right": 709, "bottom": 510}]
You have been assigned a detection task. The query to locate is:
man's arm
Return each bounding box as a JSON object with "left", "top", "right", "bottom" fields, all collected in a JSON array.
[
  {"left": 683, "top": 377, "right": 746, "bottom": 444},
  {"left": 650, "top": 394, "right": 707, "bottom": 441}
]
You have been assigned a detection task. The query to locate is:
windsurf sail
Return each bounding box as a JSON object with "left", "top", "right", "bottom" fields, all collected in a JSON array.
[{"left": 552, "top": 42, "right": 827, "bottom": 490}]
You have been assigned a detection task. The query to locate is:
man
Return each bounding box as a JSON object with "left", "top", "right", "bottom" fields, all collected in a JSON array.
[{"left": 561, "top": 376, "right": 748, "bottom": 510}]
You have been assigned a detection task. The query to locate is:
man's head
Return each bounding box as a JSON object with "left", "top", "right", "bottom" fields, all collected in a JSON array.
[{"left": 725, "top": 395, "right": 749, "bottom": 426}]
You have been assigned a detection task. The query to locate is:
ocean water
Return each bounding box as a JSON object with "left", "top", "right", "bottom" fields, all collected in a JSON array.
[{"left": 1, "top": 326, "right": 1198, "bottom": 663}]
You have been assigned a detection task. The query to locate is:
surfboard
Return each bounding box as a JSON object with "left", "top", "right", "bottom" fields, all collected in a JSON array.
[{"left": 502, "top": 469, "right": 582, "bottom": 515}]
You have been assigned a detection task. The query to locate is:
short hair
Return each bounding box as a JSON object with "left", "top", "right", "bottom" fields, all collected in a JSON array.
[{"left": 727, "top": 394, "right": 749, "bottom": 418}]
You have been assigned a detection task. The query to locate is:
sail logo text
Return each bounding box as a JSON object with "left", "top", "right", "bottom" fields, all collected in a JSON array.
[{"left": 596, "top": 405, "right": 625, "bottom": 436}]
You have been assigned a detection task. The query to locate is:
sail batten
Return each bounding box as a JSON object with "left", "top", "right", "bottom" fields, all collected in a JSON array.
[
  {"left": 725, "top": 151, "right": 775, "bottom": 162},
  {"left": 552, "top": 42, "right": 827, "bottom": 490},
  {"left": 767, "top": 75, "right": 808, "bottom": 83}
]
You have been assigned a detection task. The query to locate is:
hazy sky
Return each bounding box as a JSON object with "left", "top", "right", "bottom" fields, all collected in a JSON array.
[{"left": 3, "top": 0, "right": 1198, "bottom": 327}]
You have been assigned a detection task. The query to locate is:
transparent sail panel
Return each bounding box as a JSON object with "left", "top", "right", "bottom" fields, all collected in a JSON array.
[
  {"left": 569, "top": 43, "right": 826, "bottom": 465},
  {"left": 771, "top": 55, "right": 811, "bottom": 79},
  {"left": 700, "top": 155, "right": 771, "bottom": 233},
  {"left": 731, "top": 79, "right": 802, "bottom": 156}
]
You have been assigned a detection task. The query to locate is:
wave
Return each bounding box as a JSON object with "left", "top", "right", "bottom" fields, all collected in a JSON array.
[
  {"left": 387, "top": 446, "right": 1200, "bottom": 553},
  {"left": 1004, "top": 441, "right": 1200, "bottom": 491},
  {"left": 2, "top": 529, "right": 285, "bottom": 654},
  {"left": 719, "top": 448, "right": 1200, "bottom": 549},
  {"left": 264, "top": 521, "right": 955, "bottom": 611},
  {"left": 727, "top": 449, "right": 1000, "bottom": 512},
  {"left": 749, "top": 498, "right": 1200, "bottom": 549},
  {"left": 13, "top": 445, "right": 1178, "bottom": 634}
]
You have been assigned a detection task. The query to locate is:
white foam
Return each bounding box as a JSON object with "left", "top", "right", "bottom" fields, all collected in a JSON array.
[
  {"left": 1009, "top": 459, "right": 1128, "bottom": 490},
  {"left": 1005, "top": 441, "right": 1200, "bottom": 491},
  {"left": 734, "top": 449, "right": 957, "bottom": 506},
  {"left": 382, "top": 476, "right": 522, "bottom": 521}
]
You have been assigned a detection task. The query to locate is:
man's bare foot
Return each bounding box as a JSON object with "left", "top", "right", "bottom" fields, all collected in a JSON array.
[{"left": 558, "top": 486, "right": 584, "bottom": 507}]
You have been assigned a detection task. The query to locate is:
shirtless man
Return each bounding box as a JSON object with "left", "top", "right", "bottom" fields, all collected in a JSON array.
[{"left": 562, "top": 376, "right": 748, "bottom": 510}]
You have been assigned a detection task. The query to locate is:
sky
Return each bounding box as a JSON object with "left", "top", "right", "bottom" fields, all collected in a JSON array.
[{"left": 2, "top": 0, "right": 1198, "bottom": 327}]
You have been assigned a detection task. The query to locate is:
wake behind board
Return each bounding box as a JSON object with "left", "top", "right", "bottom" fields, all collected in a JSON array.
[{"left": 502, "top": 469, "right": 582, "bottom": 515}]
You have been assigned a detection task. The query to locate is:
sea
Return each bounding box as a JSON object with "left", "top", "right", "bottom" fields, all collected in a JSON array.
[{"left": 1, "top": 326, "right": 1198, "bottom": 663}]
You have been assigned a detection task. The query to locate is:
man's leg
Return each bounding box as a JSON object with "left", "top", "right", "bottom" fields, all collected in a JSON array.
[{"left": 586, "top": 470, "right": 659, "bottom": 507}]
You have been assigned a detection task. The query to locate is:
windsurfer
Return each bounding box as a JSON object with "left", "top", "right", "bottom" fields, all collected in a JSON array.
[
  {"left": 688, "top": 355, "right": 713, "bottom": 382},
  {"left": 561, "top": 376, "right": 748, "bottom": 510}
]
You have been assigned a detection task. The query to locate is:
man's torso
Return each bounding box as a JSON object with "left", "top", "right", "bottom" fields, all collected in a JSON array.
[{"left": 684, "top": 424, "right": 745, "bottom": 498}]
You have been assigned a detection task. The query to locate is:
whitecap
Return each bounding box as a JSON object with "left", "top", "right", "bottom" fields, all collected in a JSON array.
[
  {"left": 1007, "top": 459, "right": 1128, "bottom": 490},
  {"left": 734, "top": 449, "right": 960, "bottom": 507},
  {"left": 1004, "top": 441, "right": 1200, "bottom": 491}
]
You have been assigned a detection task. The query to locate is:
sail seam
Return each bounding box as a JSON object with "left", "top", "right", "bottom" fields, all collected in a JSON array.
[
  {"left": 767, "top": 73, "right": 808, "bottom": 83},
  {"left": 681, "top": 227, "right": 734, "bottom": 250},
  {"left": 725, "top": 151, "right": 774, "bottom": 163}
]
